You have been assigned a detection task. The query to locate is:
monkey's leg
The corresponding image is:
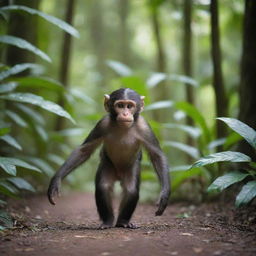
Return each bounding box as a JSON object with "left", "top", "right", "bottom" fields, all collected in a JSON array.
[
  {"left": 116, "top": 162, "right": 140, "bottom": 229},
  {"left": 95, "top": 160, "right": 116, "bottom": 229}
]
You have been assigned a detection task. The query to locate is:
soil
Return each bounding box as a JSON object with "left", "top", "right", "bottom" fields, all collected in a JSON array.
[{"left": 0, "top": 192, "right": 256, "bottom": 256}]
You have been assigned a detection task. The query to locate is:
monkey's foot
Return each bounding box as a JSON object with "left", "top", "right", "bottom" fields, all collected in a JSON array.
[
  {"left": 115, "top": 222, "right": 139, "bottom": 229},
  {"left": 98, "top": 223, "right": 113, "bottom": 230}
]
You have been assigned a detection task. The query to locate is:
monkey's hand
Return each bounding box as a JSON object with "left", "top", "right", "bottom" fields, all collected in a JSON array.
[
  {"left": 155, "top": 190, "right": 170, "bottom": 216},
  {"left": 47, "top": 176, "right": 61, "bottom": 205}
]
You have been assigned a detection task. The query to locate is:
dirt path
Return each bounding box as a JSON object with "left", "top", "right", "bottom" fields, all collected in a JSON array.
[{"left": 0, "top": 192, "right": 255, "bottom": 256}]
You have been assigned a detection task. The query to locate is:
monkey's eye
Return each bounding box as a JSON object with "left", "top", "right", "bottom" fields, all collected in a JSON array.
[
  {"left": 117, "top": 103, "right": 124, "bottom": 108},
  {"left": 127, "top": 104, "right": 133, "bottom": 109}
]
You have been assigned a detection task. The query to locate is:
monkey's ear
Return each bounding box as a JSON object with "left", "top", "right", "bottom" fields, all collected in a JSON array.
[
  {"left": 104, "top": 94, "right": 110, "bottom": 112},
  {"left": 140, "top": 96, "right": 145, "bottom": 112}
]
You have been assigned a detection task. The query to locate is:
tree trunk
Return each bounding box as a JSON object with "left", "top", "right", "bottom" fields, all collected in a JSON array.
[
  {"left": 55, "top": 0, "right": 76, "bottom": 131},
  {"left": 5, "top": 0, "right": 40, "bottom": 66},
  {"left": 238, "top": 0, "right": 256, "bottom": 160},
  {"left": 118, "top": 0, "right": 130, "bottom": 65},
  {"left": 183, "top": 0, "right": 194, "bottom": 151},
  {"left": 210, "top": 0, "right": 228, "bottom": 141},
  {"left": 89, "top": 1, "right": 106, "bottom": 88},
  {"left": 151, "top": 8, "right": 169, "bottom": 122}
]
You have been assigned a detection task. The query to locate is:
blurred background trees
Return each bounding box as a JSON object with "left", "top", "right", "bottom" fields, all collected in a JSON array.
[{"left": 0, "top": 0, "right": 255, "bottom": 208}]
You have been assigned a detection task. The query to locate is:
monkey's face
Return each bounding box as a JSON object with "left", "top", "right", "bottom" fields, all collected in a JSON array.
[{"left": 114, "top": 100, "right": 136, "bottom": 128}]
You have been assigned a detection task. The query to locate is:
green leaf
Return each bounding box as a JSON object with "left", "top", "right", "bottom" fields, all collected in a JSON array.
[
  {"left": 14, "top": 103, "right": 45, "bottom": 125},
  {"left": 169, "top": 74, "right": 198, "bottom": 87},
  {"left": 26, "top": 157, "right": 54, "bottom": 176},
  {"left": 70, "top": 89, "right": 95, "bottom": 104},
  {"left": 144, "top": 100, "right": 174, "bottom": 111},
  {"left": 58, "top": 128, "right": 85, "bottom": 137},
  {"left": 0, "top": 82, "right": 18, "bottom": 93},
  {"left": 164, "top": 141, "right": 200, "bottom": 159},
  {"left": 106, "top": 60, "right": 132, "bottom": 76},
  {"left": 5, "top": 110, "right": 27, "bottom": 127},
  {"left": 223, "top": 132, "right": 242, "bottom": 150},
  {"left": 208, "top": 171, "right": 249, "bottom": 193},
  {"left": 0, "top": 210, "right": 13, "bottom": 229},
  {"left": 0, "top": 93, "right": 75, "bottom": 123},
  {"left": 192, "top": 151, "right": 251, "bottom": 168},
  {"left": 0, "top": 180, "right": 19, "bottom": 196},
  {"left": 120, "top": 76, "right": 148, "bottom": 97},
  {"left": 0, "top": 157, "right": 41, "bottom": 175},
  {"left": 0, "top": 35, "right": 51, "bottom": 62},
  {"left": 47, "top": 154, "right": 65, "bottom": 166},
  {"left": 13, "top": 76, "right": 64, "bottom": 92},
  {"left": 0, "top": 63, "right": 39, "bottom": 81},
  {"left": 236, "top": 180, "right": 256, "bottom": 207},
  {"left": 171, "top": 165, "right": 193, "bottom": 172},
  {"left": 218, "top": 118, "right": 256, "bottom": 149},
  {"left": 175, "top": 101, "right": 211, "bottom": 143},
  {"left": 0, "top": 126, "right": 10, "bottom": 136},
  {"left": 7, "top": 177, "right": 35, "bottom": 192},
  {"left": 147, "top": 73, "right": 167, "bottom": 88},
  {"left": 0, "top": 135, "right": 22, "bottom": 150},
  {"left": 208, "top": 138, "right": 226, "bottom": 150},
  {"left": 146, "top": 72, "right": 198, "bottom": 88},
  {"left": 171, "top": 167, "right": 208, "bottom": 191},
  {"left": 163, "top": 123, "right": 201, "bottom": 138},
  {"left": 35, "top": 125, "right": 48, "bottom": 141},
  {"left": 1, "top": 5, "right": 79, "bottom": 38}
]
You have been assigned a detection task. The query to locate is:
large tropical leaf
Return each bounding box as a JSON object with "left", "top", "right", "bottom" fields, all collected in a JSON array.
[
  {"left": 175, "top": 101, "right": 211, "bottom": 143},
  {"left": 146, "top": 72, "right": 198, "bottom": 88},
  {"left": 0, "top": 135, "right": 22, "bottom": 150},
  {"left": 218, "top": 117, "right": 256, "bottom": 149},
  {"left": 0, "top": 93, "right": 75, "bottom": 123},
  {"left": 0, "top": 125, "right": 10, "bottom": 136},
  {"left": 13, "top": 76, "right": 64, "bottom": 92},
  {"left": 0, "top": 63, "right": 38, "bottom": 81},
  {"left": 0, "top": 82, "right": 18, "bottom": 93},
  {"left": 208, "top": 171, "right": 249, "bottom": 192},
  {"left": 7, "top": 177, "right": 35, "bottom": 192},
  {"left": 5, "top": 110, "right": 27, "bottom": 127},
  {"left": 106, "top": 60, "right": 132, "bottom": 76},
  {"left": 25, "top": 157, "right": 54, "bottom": 177},
  {"left": 0, "top": 180, "right": 18, "bottom": 197},
  {"left": 146, "top": 73, "right": 167, "bottom": 88},
  {"left": 191, "top": 151, "right": 251, "bottom": 168},
  {"left": 0, "top": 35, "right": 51, "bottom": 62},
  {"left": 235, "top": 181, "right": 256, "bottom": 207},
  {"left": 1, "top": 5, "right": 79, "bottom": 38},
  {"left": 0, "top": 157, "right": 41, "bottom": 176},
  {"left": 163, "top": 123, "right": 201, "bottom": 138},
  {"left": 144, "top": 100, "right": 174, "bottom": 111},
  {"left": 14, "top": 103, "right": 45, "bottom": 125},
  {"left": 164, "top": 141, "right": 200, "bottom": 159}
]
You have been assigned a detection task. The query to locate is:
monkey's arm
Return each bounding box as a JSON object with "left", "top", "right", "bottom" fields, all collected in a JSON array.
[
  {"left": 140, "top": 120, "right": 171, "bottom": 216},
  {"left": 47, "top": 119, "right": 106, "bottom": 205}
]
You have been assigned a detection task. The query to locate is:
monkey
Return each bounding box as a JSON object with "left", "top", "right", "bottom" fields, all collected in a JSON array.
[{"left": 48, "top": 88, "right": 171, "bottom": 229}]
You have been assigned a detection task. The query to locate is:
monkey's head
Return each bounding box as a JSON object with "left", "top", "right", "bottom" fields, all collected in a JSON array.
[{"left": 104, "top": 88, "right": 145, "bottom": 128}]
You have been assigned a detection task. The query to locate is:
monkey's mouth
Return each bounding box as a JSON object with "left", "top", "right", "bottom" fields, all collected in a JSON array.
[{"left": 117, "top": 119, "right": 133, "bottom": 127}]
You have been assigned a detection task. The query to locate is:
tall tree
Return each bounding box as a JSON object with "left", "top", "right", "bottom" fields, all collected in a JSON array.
[
  {"left": 150, "top": 5, "right": 170, "bottom": 122},
  {"left": 238, "top": 0, "right": 256, "bottom": 160},
  {"left": 88, "top": 1, "right": 106, "bottom": 88},
  {"left": 118, "top": 0, "right": 130, "bottom": 65},
  {"left": 210, "top": 0, "right": 228, "bottom": 141},
  {"left": 5, "top": 0, "right": 40, "bottom": 66},
  {"left": 55, "top": 0, "right": 76, "bottom": 131},
  {"left": 183, "top": 0, "right": 194, "bottom": 150}
]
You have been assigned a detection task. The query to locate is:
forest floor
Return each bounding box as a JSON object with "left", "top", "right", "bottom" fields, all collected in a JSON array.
[{"left": 0, "top": 192, "right": 256, "bottom": 256}]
